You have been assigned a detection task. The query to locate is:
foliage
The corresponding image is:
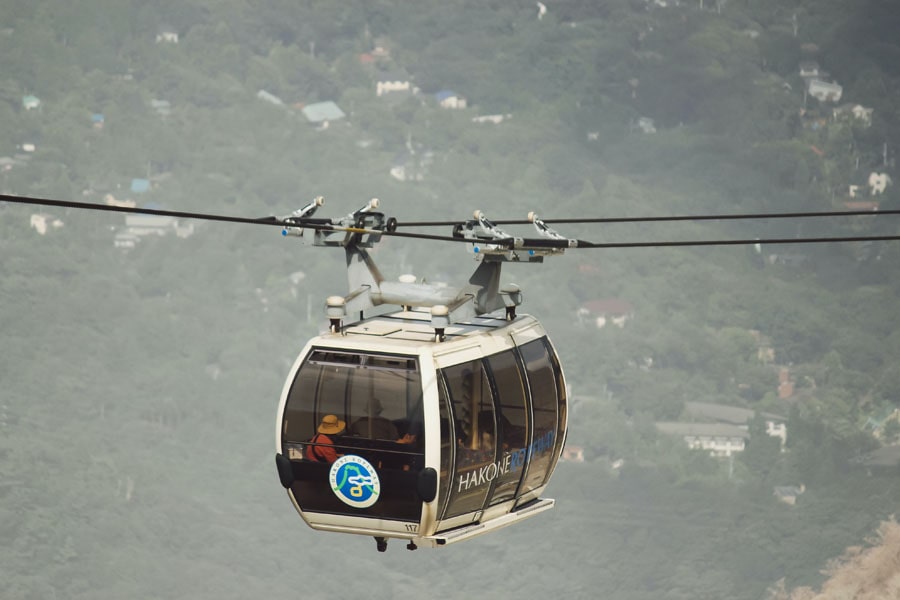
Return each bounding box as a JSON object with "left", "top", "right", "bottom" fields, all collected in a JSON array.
[{"left": 2, "top": 0, "right": 900, "bottom": 598}]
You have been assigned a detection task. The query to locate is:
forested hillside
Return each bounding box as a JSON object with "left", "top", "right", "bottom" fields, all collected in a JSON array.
[{"left": 2, "top": 1, "right": 899, "bottom": 598}]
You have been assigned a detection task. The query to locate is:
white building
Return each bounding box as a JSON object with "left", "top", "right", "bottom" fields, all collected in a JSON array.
[
  {"left": 807, "top": 79, "right": 843, "bottom": 103},
  {"left": 833, "top": 103, "right": 873, "bottom": 127},
  {"left": 656, "top": 422, "right": 750, "bottom": 458},
  {"left": 472, "top": 114, "right": 511, "bottom": 125},
  {"left": 257, "top": 90, "right": 284, "bottom": 106},
  {"left": 30, "top": 214, "right": 63, "bottom": 235},
  {"left": 156, "top": 30, "right": 179, "bottom": 44},
  {"left": 124, "top": 214, "right": 194, "bottom": 238},
  {"left": 868, "top": 172, "right": 892, "bottom": 195}
]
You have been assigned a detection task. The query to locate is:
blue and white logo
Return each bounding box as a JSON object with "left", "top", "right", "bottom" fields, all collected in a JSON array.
[{"left": 329, "top": 455, "right": 381, "bottom": 508}]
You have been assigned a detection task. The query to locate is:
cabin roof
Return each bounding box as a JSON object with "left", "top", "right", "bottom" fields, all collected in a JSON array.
[{"left": 315, "top": 308, "right": 541, "bottom": 352}]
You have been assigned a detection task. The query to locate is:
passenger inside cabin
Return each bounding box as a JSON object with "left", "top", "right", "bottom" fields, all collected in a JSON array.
[
  {"left": 398, "top": 395, "right": 425, "bottom": 445},
  {"left": 306, "top": 414, "right": 345, "bottom": 463},
  {"left": 350, "top": 398, "right": 399, "bottom": 440}
]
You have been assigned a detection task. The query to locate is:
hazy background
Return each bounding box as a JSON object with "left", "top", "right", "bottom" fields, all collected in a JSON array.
[{"left": 2, "top": 1, "right": 900, "bottom": 598}]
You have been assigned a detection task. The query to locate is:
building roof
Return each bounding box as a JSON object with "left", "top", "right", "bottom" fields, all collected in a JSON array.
[
  {"left": 854, "top": 445, "right": 900, "bottom": 468},
  {"left": 256, "top": 90, "right": 284, "bottom": 105},
  {"left": 581, "top": 299, "right": 634, "bottom": 316},
  {"left": 844, "top": 201, "right": 879, "bottom": 211},
  {"left": 301, "top": 101, "right": 346, "bottom": 123},
  {"left": 131, "top": 178, "right": 150, "bottom": 193},
  {"left": 774, "top": 485, "right": 804, "bottom": 498},
  {"left": 376, "top": 71, "right": 410, "bottom": 82},
  {"left": 656, "top": 422, "right": 750, "bottom": 438},
  {"left": 684, "top": 401, "right": 785, "bottom": 425},
  {"left": 808, "top": 79, "right": 842, "bottom": 92},
  {"left": 342, "top": 309, "right": 540, "bottom": 344}
]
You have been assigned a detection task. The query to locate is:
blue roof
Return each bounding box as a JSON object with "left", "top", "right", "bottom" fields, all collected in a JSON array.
[
  {"left": 91, "top": 113, "right": 104, "bottom": 122},
  {"left": 435, "top": 90, "right": 456, "bottom": 101},
  {"left": 131, "top": 178, "right": 150, "bottom": 193}
]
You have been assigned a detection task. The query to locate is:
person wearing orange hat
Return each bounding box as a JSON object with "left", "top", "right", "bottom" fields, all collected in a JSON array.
[{"left": 306, "top": 414, "right": 345, "bottom": 463}]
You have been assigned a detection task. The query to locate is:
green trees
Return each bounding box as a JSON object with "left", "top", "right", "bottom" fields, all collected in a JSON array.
[{"left": 3, "top": 1, "right": 900, "bottom": 598}]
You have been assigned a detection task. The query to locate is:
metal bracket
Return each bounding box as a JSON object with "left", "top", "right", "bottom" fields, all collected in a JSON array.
[
  {"left": 279, "top": 197, "right": 397, "bottom": 249},
  {"left": 452, "top": 210, "right": 573, "bottom": 262},
  {"left": 528, "top": 212, "right": 571, "bottom": 256}
]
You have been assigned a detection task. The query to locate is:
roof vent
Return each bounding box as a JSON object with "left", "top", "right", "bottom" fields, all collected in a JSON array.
[
  {"left": 326, "top": 296, "right": 346, "bottom": 333},
  {"left": 431, "top": 305, "right": 450, "bottom": 342},
  {"left": 501, "top": 284, "right": 522, "bottom": 320}
]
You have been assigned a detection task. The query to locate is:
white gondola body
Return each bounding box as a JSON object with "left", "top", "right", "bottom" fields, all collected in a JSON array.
[{"left": 275, "top": 307, "right": 567, "bottom": 547}]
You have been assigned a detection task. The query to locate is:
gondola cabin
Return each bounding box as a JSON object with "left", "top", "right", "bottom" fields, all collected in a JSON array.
[
  {"left": 272, "top": 200, "right": 570, "bottom": 551},
  {"left": 274, "top": 307, "right": 567, "bottom": 550}
]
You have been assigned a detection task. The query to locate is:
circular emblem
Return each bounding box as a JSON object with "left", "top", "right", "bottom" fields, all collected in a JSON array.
[{"left": 329, "top": 455, "right": 381, "bottom": 508}]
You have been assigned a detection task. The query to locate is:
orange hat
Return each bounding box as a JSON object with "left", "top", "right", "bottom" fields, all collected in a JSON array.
[{"left": 318, "top": 414, "right": 346, "bottom": 435}]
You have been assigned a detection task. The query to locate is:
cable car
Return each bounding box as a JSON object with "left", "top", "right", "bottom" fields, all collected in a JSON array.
[{"left": 273, "top": 200, "right": 569, "bottom": 551}]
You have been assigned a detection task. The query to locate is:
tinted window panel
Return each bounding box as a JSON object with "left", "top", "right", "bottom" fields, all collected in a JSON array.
[
  {"left": 441, "top": 360, "right": 496, "bottom": 519},
  {"left": 485, "top": 350, "right": 529, "bottom": 505},
  {"left": 546, "top": 338, "right": 568, "bottom": 486},
  {"left": 437, "top": 378, "right": 454, "bottom": 519},
  {"left": 518, "top": 339, "right": 558, "bottom": 495},
  {"left": 282, "top": 361, "right": 322, "bottom": 447},
  {"left": 281, "top": 350, "right": 423, "bottom": 522}
]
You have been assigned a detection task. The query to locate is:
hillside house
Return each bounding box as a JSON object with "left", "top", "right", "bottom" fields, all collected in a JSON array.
[
  {"left": 131, "top": 178, "right": 150, "bottom": 194},
  {"left": 778, "top": 367, "right": 794, "bottom": 399},
  {"left": 578, "top": 299, "right": 634, "bottom": 328},
  {"left": 256, "top": 90, "right": 284, "bottom": 106},
  {"left": 151, "top": 99, "right": 171, "bottom": 117},
  {"left": 807, "top": 79, "right": 843, "bottom": 103},
  {"left": 156, "top": 30, "right": 179, "bottom": 44},
  {"left": 683, "top": 401, "right": 787, "bottom": 447},
  {"left": 390, "top": 150, "right": 432, "bottom": 182},
  {"left": 833, "top": 103, "right": 873, "bottom": 127},
  {"left": 30, "top": 214, "right": 63, "bottom": 235},
  {"left": 104, "top": 194, "right": 136, "bottom": 208},
  {"left": 655, "top": 422, "right": 749, "bottom": 458},
  {"left": 91, "top": 113, "right": 105, "bottom": 129},
  {"left": 472, "top": 114, "right": 511, "bottom": 124},
  {"left": 301, "top": 101, "right": 346, "bottom": 127},
  {"left": 376, "top": 73, "right": 413, "bottom": 97},
  {"left": 561, "top": 446, "right": 585, "bottom": 462},
  {"left": 798, "top": 61, "right": 822, "bottom": 80},
  {"left": 371, "top": 44, "right": 391, "bottom": 60},
  {"left": 435, "top": 90, "right": 467, "bottom": 109},
  {"left": 868, "top": 172, "right": 892, "bottom": 195},
  {"left": 125, "top": 214, "right": 174, "bottom": 236},
  {"left": 636, "top": 117, "right": 656, "bottom": 133},
  {"left": 747, "top": 329, "right": 774, "bottom": 363},
  {"left": 853, "top": 444, "right": 900, "bottom": 469},
  {"left": 774, "top": 484, "right": 805, "bottom": 505},
  {"left": 124, "top": 213, "right": 194, "bottom": 239},
  {"left": 114, "top": 232, "right": 139, "bottom": 249},
  {"left": 767, "top": 252, "right": 809, "bottom": 266},
  {"left": 22, "top": 95, "right": 40, "bottom": 110},
  {"left": 864, "top": 408, "right": 900, "bottom": 439},
  {"left": 843, "top": 200, "right": 879, "bottom": 211}
]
